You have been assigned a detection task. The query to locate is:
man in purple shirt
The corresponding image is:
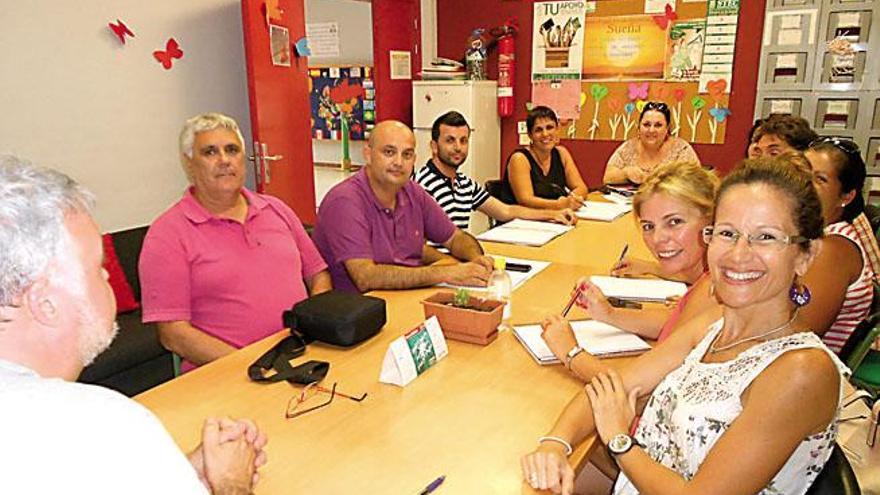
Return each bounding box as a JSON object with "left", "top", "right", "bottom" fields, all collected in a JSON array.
[{"left": 313, "top": 120, "right": 493, "bottom": 293}]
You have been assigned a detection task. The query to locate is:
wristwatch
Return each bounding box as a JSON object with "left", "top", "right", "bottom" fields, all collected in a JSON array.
[
  {"left": 565, "top": 345, "right": 585, "bottom": 369},
  {"left": 607, "top": 433, "right": 635, "bottom": 456}
]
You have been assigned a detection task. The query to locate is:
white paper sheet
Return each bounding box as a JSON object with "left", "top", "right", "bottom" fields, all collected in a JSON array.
[
  {"left": 589, "top": 275, "right": 688, "bottom": 302},
  {"left": 575, "top": 201, "right": 633, "bottom": 222},
  {"left": 513, "top": 320, "right": 651, "bottom": 365}
]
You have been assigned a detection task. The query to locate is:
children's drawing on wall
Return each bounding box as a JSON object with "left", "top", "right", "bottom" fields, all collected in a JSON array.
[{"left": 665, "top": 20, "right": 706, "bottom": 81}]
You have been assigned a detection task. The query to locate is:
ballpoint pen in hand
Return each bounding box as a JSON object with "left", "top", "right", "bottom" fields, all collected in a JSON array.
[
  {"left": 562, "top": 285, "right": 581, "bottom": 317},
  {"left": 617, "top": 244, "right": 629, "bottom": 264},
  {"left": 419, "top": 475, "right": 445, "bottom": 495}
]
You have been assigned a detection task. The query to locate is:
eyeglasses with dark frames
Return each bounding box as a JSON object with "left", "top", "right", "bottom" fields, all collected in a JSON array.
[{"left": 284, "top": 382, "right": 368, "bottom": 419}]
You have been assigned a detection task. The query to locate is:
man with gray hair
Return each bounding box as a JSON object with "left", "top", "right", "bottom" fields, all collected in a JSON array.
[
  {"left": 0, "top": 156, "right": 267, "bottom": 493},
  {"left": 140, "top": 112, "right": 331, "bottom": 371}
]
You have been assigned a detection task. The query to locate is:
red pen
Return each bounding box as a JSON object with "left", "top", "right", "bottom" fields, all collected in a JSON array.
[{"left": 562, "top": 285, "right": 581, "bottom": 317}]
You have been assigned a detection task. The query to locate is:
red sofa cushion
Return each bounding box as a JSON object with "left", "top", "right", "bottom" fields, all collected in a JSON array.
[{"left": 102, "top": 234, "right": 140, "bottom": 313}]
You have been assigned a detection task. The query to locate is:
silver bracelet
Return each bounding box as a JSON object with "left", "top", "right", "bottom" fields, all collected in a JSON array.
[{"left": 538, "top": 435, "right": 573, "bottom": 456}]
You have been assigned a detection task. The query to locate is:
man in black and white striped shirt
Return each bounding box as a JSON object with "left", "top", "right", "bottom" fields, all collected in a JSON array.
[{"left": 415, "top": 111, "right": 577, "bottom": 233}]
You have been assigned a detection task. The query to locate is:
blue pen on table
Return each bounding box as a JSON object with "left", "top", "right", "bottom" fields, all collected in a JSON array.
[{"left": 418, "top": 475, "right": 445, "bottom": 495}]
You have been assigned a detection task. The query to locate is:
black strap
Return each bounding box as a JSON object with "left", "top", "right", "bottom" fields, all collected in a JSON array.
[{"left": 247, "top": 334, "right": 329, "bottom": 384}]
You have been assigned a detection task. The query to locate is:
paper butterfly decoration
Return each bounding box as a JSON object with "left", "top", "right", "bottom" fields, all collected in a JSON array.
[
  {"left": 294, "top": 37, "right": 311, "bottom": 57},
  {"left": 154, "top": 38, "right": 183, "bottom": 70},
  {"left": 627, "top": 82, "right": 648, "bottom": 101},
  {"left": 108, "top": 19, "right": 135, "bottom": 45},
  {"left": 709, "top": 107, "right": 732, "bottom": 122},
  {"left": 265, "top": 0, "right": 283, "bottom": 22},
  {"left": 652, "top": 4, "right": 677, "bottom": 30}
]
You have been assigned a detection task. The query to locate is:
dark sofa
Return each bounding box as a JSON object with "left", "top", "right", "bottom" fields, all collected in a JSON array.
[{"left": 77, "top": 227, "right": 175, "bottom": 397}]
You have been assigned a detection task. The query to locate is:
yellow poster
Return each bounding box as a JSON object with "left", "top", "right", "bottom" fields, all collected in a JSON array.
[{"left": 583, "top": 15, "right": 667, "bottom": 80}]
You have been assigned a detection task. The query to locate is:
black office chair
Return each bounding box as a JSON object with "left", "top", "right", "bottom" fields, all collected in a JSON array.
[{"left": 804, "top": 443, "right": 861, "bottom": 495}]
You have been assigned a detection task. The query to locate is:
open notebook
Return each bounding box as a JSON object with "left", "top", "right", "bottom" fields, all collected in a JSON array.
[
  {"left": 513, "top": 320, "right": 651, "bottom": 365},
  {"left": 590, "top": 275, "right": 688, "bottom": 303},
  {"left": 575, "top": 201, "right": 632, "bottom": 222},
  {"left": 476, "top": 219, "right": 573, "bottom": 247},
  {"left": 439, "top": 256, "right": 550, "bottom": 291}
]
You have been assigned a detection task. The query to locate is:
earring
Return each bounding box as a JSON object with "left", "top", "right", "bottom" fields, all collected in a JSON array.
[{"left": 789, "top": 281, "right": 812, "bottom": 307}]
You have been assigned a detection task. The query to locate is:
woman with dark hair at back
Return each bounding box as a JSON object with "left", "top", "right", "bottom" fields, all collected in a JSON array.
[
  {"left": 803, "top": 137, "right": 877, "bottom": 352},
  {"left": 500, "top": 105, "right": 588, "bottom": 209},
  {"left": 604, "top": 102, "right": 700, "bottom": 185}
]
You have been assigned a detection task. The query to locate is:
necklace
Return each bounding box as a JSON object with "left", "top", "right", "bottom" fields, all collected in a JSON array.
[{"left": 708, "top": 308, "right": 800, "bottom": 354}]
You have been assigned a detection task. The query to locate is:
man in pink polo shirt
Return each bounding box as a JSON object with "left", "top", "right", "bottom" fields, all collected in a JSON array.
[
  {"left": 313, "top": 120, "right": 493, "bottom": 293},
  {"left": 139, "top": 113, "right": 331, "bottom": 370}
]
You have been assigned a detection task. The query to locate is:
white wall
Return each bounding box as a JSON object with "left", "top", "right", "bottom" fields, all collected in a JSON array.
[
  {"left": 304, "top": 0, "right": 373, "bottom": 166},
  {"left": 0, "top": 1, "right": 252, "bottom": 232}
]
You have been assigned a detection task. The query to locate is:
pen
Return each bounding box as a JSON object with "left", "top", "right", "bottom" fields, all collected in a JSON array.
[
  {"left": 562, "top": 286, "right": 580, "bottom": 317},
  {"left": 616, "top": 244, "right": 629, "bottom": 265},
  {"left": 506, "top": 262, "right": 532, "bottom": 273},
  {"left": 418, "top": 475, "right": 445, "bottom": 495}
]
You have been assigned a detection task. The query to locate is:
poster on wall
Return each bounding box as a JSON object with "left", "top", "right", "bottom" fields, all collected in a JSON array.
[
  {"left": 309, "top": 66, "right": 375, "bottom": 141},
  {"left": 665, "top": 20, "right": 706, "bottom": 81},
  {"left": 531, "top": 1, "right": 589, "bottom": 81},
  {"left": 582, "top": 15, "right": 667, "bottom": 80},
  {"left": 698, "top": 0, "right": 740, "bottom": 92}
]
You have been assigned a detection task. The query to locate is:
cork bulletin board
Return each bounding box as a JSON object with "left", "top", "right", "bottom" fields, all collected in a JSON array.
[{"left": 531, "top": 0, "right": 740, "bottom": 144}]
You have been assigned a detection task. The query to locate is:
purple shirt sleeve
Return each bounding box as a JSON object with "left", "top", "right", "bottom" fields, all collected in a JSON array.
[
  {"left": 139, "top": 221, "right": 193, "bottom": 323},
  {"left": 416, "top": 185, "right": 457, "bottom": 245}
]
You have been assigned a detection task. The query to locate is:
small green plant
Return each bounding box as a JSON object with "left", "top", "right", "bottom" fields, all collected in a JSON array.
[{"left": 453, "top": 288, "right": 471, "bottom": 308}]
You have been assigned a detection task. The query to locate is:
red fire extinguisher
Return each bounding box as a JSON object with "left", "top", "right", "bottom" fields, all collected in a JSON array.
[{"left": 496, "top": 20, "right": 518, "bottom": 117}]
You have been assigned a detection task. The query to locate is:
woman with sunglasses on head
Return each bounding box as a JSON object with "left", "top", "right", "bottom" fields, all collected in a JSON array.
[
  {"left": 803, "top": 137, "right": 876, "bottom": 353},
  {"left": 604, "top": 102, "right": 700, "bottom": 185},
  {"left": 542, "top": 162, "right": 721, "bottom": 381},
  {"left": 522, "top": 158, "right": 847, "bottom": 495},
  {"left": 500, "top": 105, "right": 589, "bottom": 210}
]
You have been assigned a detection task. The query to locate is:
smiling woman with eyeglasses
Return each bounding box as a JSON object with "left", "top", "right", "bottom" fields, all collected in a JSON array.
[
  {"left": 522, "top": 158, "right": 848, "bottom": 495},
  {"left": 801, "top": 137, "right": 877, "bottom": 353},
  {"left": 603, "top": 101, "right": 701, "bottom": 185}
]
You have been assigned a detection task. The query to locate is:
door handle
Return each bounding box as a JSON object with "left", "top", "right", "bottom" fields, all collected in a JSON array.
[
  {"left": 249, "top": 140, "right": 264, "bottom": 190},
  {"left": 260, "top": 143, "right": 282, "bottom": 184}
]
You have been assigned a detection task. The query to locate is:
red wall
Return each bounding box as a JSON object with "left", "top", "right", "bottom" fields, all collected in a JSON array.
[
  {"left": 372, "top": 0, "right": 422, "bottom": 125},
  {"left": 437, "top": 1, "right": 766, "bottom": 186}
]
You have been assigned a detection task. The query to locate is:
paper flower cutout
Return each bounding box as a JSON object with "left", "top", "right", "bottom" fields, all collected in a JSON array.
[
  {"left": 636, "top": 99, "right": 647, "bottom": 113},
  {"left": 652, "top": 4, "right": 677, "bottom": 30},
  {"left": 294, "top": 37, "right": 311, "bottom": 57},
  {"left": 265, "top": 0, "right": 283, "bottom": 22},
  {"left": 673, "top": 88, "right": 686, "bottom": 102},
  {"left": 624, "top": 102, "right": 636, "bottom": 115},
  {"left": 706, "top": 79, "right": 727, "bottom": 102},
  {"left": 709, "top": 107, "right": 731, "bottom": 122},
  {"left": 607, "top": 96, "right": 623, "bottom": 113},
  {"left": 591, "top": 84, "right": 609, "bottom": 101},
  {"left": 580, "top": 92, "right": 587, "bottom": 108},
  {"left": 153, "top": 38, "right": 183, "bottom": 70},
  {"left": 108, "top": 19, "right": 135, "bottom": 45},
  {"left": 628, "top": 82, "right": 648, "bottom": 101},
  {"left": 691, "top": 95, "right": 706, "bottom": 110}
]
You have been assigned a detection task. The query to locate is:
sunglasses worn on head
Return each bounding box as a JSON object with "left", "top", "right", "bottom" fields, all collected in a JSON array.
[
  {"left": 809, "top": 136, "right": 861, "bottom": 157},
  {"left": 643, "top": 101, "right": 669, "bottom": 112}
]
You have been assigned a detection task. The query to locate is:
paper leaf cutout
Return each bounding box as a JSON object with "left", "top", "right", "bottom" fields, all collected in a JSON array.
[
  {"left": 652, "top": 4, "right": 677, "bottom": 30},
  {"left": 153, "top": 38, "right": 183, "bottom": 70},
  {"left": 624, "top": 102, "right": 636, "bottom": 115},
  {"left": 294, "top": 37, "right": 311, "bottom": 57},
  {"left": 108, "top": 19, "right": 135, "bottom": 45},
  {"left": 691, "top": 95, "right": 706, "bottom": 110},
  {"left": 265, "top": 0, "right": 283, "bottom": 22},
  {"left": 706, "top": 79, "right": 728, "bottom": 102},
  {"left": 627, "top": 82, "right": 648, "bottom": 101},
  {"left": 591, "top": 84, "right": 608, "bottom": 102},
  {"left": 709, "top": 107, "right": 732, "bottom": 122}
]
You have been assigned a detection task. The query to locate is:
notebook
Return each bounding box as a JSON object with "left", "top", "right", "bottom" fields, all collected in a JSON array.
[
  {"left": 575, "top": 201, "right": 632, "bottom": 222},
  {"left": 439, "top": 256, "right": 550, "bottom": 291},
  {"left": 589, "top": 275, "right": 688, "bottom": 303},
  {"left": 513, "top": 320, "right": 651, "bottom": 365},
  {"left": 476, "top": 219, "right": 573, "bottom": 247}
]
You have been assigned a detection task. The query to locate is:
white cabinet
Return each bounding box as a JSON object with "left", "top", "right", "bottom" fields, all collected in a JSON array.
[{"left": 412, "top": 81, "right": 501, "bottom": 234}]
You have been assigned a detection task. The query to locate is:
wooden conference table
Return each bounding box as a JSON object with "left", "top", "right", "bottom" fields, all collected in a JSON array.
[{"left": 135, "top": 202, "right": 651, "bottom": 494}]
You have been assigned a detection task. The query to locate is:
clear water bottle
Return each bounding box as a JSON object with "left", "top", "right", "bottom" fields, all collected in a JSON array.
[{"left": 488, "top": 257, "right": 512, "bottom": 326}]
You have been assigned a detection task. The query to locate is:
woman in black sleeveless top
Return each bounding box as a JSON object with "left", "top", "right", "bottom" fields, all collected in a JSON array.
[{"left": 500, "top": 106, "right": 588, "bottom": 209}]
